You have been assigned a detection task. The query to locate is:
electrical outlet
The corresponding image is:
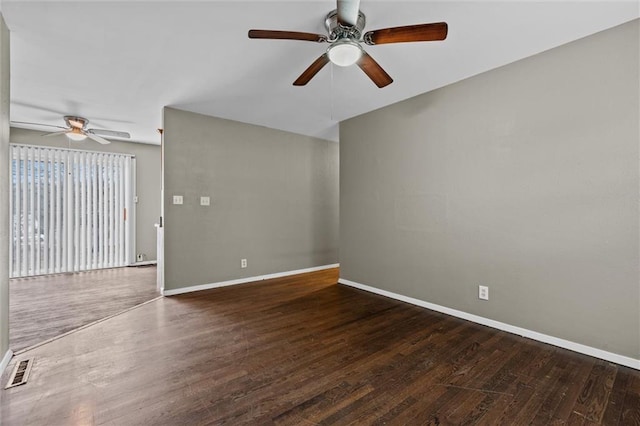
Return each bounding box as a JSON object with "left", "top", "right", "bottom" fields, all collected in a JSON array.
[
  {"left": 200, "top": 196, "right": 210, "bottom": 206},
  {"left": 136, "top": 253, "right": 145, "bottom": 262},
  {"left": 172, "top": 195, "right": 183, "bottom": 205},
  {"left": 478, "top": 285, "right": 489, "bottom": 301},
  {"left": 241, "top": 258, "right": 247, "bottom": 268}
]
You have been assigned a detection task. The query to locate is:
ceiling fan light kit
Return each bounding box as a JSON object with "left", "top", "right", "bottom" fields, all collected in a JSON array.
[
  {"left": 66, "top": 127, "right": 87, "bottom": 141},
  {"left": 248, "top": 0, "right": 448, "bottom": 88},
  {"left": 327, "top": 40, "right": 362, "bottom": 67}
]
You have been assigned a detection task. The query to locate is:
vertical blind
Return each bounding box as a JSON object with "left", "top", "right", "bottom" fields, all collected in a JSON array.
[{"left": 9, "top": 144, "right": 135, "bottom": 278}]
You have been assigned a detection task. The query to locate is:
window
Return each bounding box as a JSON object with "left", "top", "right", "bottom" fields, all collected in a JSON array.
[{"left": 9, "top": 144, "right": 135, "bottom": 277}]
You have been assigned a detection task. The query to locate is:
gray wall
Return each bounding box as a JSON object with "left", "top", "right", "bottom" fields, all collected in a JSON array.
[
  {"left": 0, "top": 14, "right": 10, "bottom": 359},
  {"left": 10, "top": 128, "right": 161, "bottom": 261},
  {"left": 163, "top": 107, "right": 338, "bottom": 291},
  {"left": 340, "top": 20, "right": 639, "bottom": 359}
]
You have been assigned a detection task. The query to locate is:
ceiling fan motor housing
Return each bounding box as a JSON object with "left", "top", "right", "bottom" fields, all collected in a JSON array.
[
  {"left": 325, "top": 9, "right": 366, "bottom": 41},
  {"left": 64, "top": 115, "right": 89, "bottom": 129}
]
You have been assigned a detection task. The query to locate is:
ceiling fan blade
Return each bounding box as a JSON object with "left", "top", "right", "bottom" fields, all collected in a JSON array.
[
  {"left": 337, "top": 0, "right": 361, "bottom": 27},
  {"left": 248, "top": 30, "right": 327, "bottom": 43},
  {"left": 42, "top": 131, "right": 68, "bottom": 137},
  {"left": 357, "top": 52, "right": 393, "bottom": 88},
  {"left": 293, "top": 53, "right": 330, "bottom": 86},
  {"left": 11, "top": 121, "right": 66, "bottom": 130},
  {"left": 363, "top": 22, "right": 448, "bottom": 45},
  {"left": 86, "top": 132, "right": 111, "bottom": 145},
  {"left": 88, "top": 129, "right": 130, "bottom": 139}
]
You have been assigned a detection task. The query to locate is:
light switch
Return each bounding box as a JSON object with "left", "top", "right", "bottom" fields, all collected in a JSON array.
[
  {"left": 172, "top": 195, "right": 183, "bottom": 205},
  {"left": 200, "top": 196, "right": 210, "bottom": 206}
]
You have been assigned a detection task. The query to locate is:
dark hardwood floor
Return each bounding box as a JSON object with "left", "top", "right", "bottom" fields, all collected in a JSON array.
[
  {"left": 9, "top": 265, "right": 159, "bottom": 351},
  {"left": 1, "top": 268, "right": 638, "bottom": 425}
]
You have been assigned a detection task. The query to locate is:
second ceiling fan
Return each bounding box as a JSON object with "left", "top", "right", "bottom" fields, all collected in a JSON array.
[
  {"left": 248, "top": 0, "right": 448, "bottom": 88},
  {"left": 12, "top": 115, "right": 130, "bottom": 145}
]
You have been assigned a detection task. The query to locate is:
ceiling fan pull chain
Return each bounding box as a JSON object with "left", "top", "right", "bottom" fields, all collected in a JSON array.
[{"left": 330, "top": 63, "right": 335, "bottom": 122}]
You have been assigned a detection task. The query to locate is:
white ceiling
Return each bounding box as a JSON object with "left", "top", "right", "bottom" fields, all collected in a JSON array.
[{"left": 2, "top": 1, "right": 638, "bottom": 144}]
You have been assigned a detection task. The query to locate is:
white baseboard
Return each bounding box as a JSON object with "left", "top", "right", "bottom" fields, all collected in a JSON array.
[
  {"left": 1, "top": 349, "right": 13, "bottom": 374},
  {"left": 163, "top": 264, "right": 340, "bottom": 296},
  {"left": 339, "top": 278, "right": 640, "bottom": 370},
  {"left": 129, "top": 260, "right": 157, "bottom": 267}
]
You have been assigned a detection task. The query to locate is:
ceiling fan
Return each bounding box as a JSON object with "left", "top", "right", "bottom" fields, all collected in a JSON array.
[
  {"left": 12, "top": 116, "right": 131, "bottom": 145},
  {"left": 248, "top": 0, "right": 448, "bottom": 88}
]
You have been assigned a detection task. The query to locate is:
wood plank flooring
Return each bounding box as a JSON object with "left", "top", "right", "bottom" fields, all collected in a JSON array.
[
  {"left": 1, "top": 268, "right": 638, "bottom": 425},
  {"left": 9, "top": 265, "right": 158, "bottom": 351}
]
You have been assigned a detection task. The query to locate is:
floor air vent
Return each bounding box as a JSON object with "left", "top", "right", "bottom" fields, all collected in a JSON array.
[{"left": 5, "top": 358, "right": 34, "bottom": 389}]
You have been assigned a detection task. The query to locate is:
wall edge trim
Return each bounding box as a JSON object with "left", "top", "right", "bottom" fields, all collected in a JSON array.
[
  {"left": 1, "top": 349, "right": 13, "bottom": 374},
  {"left": 162, "top": 264, "right": 340, "bottom": 296},
  {"left": 339, "top": 277, "right": 640, "bottom": 370}
]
